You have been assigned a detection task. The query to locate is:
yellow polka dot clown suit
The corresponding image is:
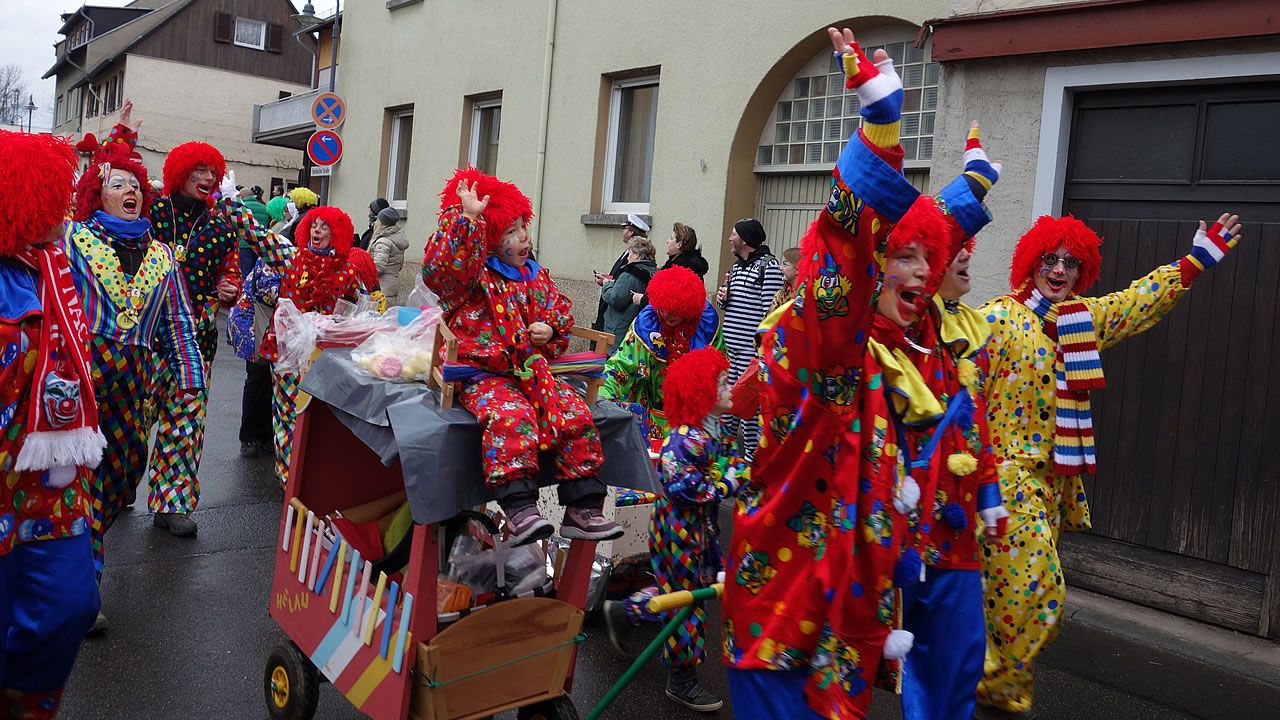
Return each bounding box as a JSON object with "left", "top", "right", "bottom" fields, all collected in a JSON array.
[{"left": 976, "top": 213, "right": 1241, "bottom": 714}]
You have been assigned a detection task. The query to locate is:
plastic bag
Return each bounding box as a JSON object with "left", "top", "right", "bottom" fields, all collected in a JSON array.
[
  {"left": 404, "top": 275, "right": 440, "bottom": 313},
  {"left": 350, "top": 302, "right": 443, "bottom": 383},
  {"left": 274, "top": 299, "right": 408, "bottom": 376},
  {"left": 447, "top": 537, "right": 547, "bottom": 599},
  {"left": 272, "top": 298, "right": 316, "bottom": 375}
]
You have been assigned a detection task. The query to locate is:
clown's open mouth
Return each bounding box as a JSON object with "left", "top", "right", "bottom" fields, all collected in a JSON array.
[
  {"left": 196, "top": 183, "right": 213, "bottom": 197},
  {"left": 1044, "top": 276, "right": 1068, "bottom": 293},
  {"left": 122, "top": 197, "right": 138, "bottom": 212}
]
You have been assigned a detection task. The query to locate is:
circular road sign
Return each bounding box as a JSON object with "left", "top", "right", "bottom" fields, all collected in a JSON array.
[
  {"left": 311, "top": 92, "right": 346, "bottom": 129},
  {"left": 307, "top": 130, "right": 343, "bottom": 167}
]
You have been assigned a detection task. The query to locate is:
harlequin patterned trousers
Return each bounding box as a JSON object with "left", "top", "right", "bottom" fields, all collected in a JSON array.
[
  {"left": 87, "top": 338, "right": 154, "bottom": 581},
  {"left": 621, "top": 501, "right": 708, "bottom": 670},
  {"left": 271, "top": 371, "right": 301, "bottom": 488},
  {"left": 977, "top": 497, "right": 1067, "bottom": 713},
  {"left": 147, "top": 340, "right": 215, "bottom": 515}
]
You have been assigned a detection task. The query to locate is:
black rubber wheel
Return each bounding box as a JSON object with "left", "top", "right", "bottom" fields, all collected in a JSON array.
[
  {"left": 264, "top": 642, "right": 320, "bottom": 720},
  {"left": 517, "top": 696, "right": 581, "bottom": 720}
]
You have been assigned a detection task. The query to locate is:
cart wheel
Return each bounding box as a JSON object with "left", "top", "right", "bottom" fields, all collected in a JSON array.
[
  {"left": 264, "top": 643, "right": 320, "bottom": 720},
  {"left": 517, "top": 696, "right": 580, "bottom": 720}
]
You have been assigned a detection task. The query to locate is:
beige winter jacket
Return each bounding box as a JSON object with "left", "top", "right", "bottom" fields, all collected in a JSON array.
[{"left": 368, "top": 225, "right": 410, "bottom": 301}]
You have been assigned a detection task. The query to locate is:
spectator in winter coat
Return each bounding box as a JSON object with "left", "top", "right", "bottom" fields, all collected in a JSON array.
[
  {"left": 660, "top": 222, "right": 709, "bottom": 278},
  {"left": 368, "top": 207, "right": 410, "bottom": 305},
  {"left": 593, "top": 213, "right": 650, "bottom": 330},
  {"left": 600, "top": 237, "right": 657, "bottom": 353},
  {"left": 358, "top": 197, "right": 391, "bottom": 250}
]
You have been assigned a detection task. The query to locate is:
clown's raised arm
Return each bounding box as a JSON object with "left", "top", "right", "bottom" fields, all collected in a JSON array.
[{"left": 420, "top": 173, "right": 498, "bottom": 310}]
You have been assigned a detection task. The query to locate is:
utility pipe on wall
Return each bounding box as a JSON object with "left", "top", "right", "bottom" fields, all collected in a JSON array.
[{"left": 530, "top": 0, "right": 558, "bottom": 256}]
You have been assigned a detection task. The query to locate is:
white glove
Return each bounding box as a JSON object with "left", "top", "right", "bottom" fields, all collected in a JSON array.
[{"left": 219, "top": 169, "right": 237, "bottom": 199}]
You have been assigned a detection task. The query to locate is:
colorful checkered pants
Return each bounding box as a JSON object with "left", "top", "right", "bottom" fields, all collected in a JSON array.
[
  {"left": 271, "top": 371, "right": 302, "bottom": 488},
  {"left": 622, "top": 503, "right": 709, "bottom": 670},
  {"left": 87, "top": 338, "right": 154, "bottom": 581},
  {"left": 146, "top": 325, "right": 216, "bottom": 515},
  {"left": 458, "top": 376, "right": 604, "bottom": 488}
]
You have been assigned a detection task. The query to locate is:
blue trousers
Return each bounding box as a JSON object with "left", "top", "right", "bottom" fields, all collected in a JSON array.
[
  {"left": 727, "top": 667, "right": 829, "bottom": 720},
  {"left": 1, "top": 535, "right": 100, "bottom": 705},
  {"left": 901, "top": 567, "right": 985, "bottom": 720}
]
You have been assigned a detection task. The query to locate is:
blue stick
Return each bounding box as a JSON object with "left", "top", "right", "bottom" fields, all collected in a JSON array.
[{"left": 380, "top": 581, "right": 399, "bottom": 659}]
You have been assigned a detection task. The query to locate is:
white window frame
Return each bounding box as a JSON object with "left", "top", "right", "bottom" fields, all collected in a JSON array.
[
  {"left": 55, "top": 95, "right": 64, "bottom": 126},
  {"left": 233, "top": 17, "right": 267, "bottom": 50},
  {"left": 602, "top": 74, "right": 659, "bottom": 215},
  {"left": 468, "top": 96, "right": 502, "bottom": 171},
  {"left": 386, "top": 109, "right": 414, "bottom": 211}
]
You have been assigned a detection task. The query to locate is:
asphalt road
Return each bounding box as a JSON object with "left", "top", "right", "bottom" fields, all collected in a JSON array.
[{"left": 58, "top": 326, "right": 1280, "bottom": 719}]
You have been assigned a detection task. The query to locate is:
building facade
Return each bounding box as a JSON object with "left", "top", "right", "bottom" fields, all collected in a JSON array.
[{"left": 47, "top": 0, "right": 314, "bottom": 193}]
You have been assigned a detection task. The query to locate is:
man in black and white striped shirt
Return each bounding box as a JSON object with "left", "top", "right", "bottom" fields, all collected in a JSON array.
[{"left": 715, "top": 218, "right": 784, "bottom": 459}]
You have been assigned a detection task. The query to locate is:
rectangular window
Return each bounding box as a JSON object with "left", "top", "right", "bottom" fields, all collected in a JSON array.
[
  {"left": 55, "top": 95, "right": 63, "bottom": 125},
  {"left": 603, "top": 74, "right": 659, "bottom": 214},
  {"left": 233, "top": 17, "right": 267, "bottom": 50},
  {"left": 469, "top": 97, "right": 502, "bottom": 176},
  {"left": 85, "top": 85, "right": 98, "bottom": 118},
  {"left": 387, "top": 110, "right": 414, "bottom": 210}
]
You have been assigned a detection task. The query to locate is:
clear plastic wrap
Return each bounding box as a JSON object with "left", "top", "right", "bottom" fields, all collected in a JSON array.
[
  {"left": 273, "top": 298, "right": 419, "bottom": 376},
  {"left": 350, "top": 304, "right": 443, "bottom": 383}
]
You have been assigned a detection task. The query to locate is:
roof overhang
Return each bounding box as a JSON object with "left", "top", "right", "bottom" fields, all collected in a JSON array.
[{"left": 926, "top": 0, "right": 1280, "bottom": 62}]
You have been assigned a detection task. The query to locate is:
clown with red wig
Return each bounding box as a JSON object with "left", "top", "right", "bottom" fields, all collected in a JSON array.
[
  {"left": 603, "top": 347, "right": 747, "bottom": 712},
  {"left": 0, "top": 130, "right": 106, "bottom": 719},
  {"left": 602, "top": 265, "right": 724, "bottom": 439},
  {"left": 127, "top": 107, "right": 292, "bottom": 537},
  {"left": 257, "top": 207, "right": 363, "bottom": 486},
  {"left": 974, "top": 208, "right": 1242, "bottom": 716},
  {"left": 62, "top": 104, "right": 204, "bottom": 607},
  {"left": 722, "top": 29, "right": 1003, "bottom": 719},
  {"left": 421, "top": 168, "right": 623, "bottom": 546}
]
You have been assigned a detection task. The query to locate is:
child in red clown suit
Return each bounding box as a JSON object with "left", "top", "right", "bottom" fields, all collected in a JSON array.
[
  {"left": 0, "top": 130, "right": 106, "bottom": 719},
  {"left": 603, "top": 348, "right": 746, "bottom": 712},
  {"left": 422, "top": 168, "right": 623, "bottom": 545}
]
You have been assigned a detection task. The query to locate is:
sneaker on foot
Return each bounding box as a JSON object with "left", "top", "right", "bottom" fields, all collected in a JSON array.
[
  {"left": 665, "top": 673, "right": 723, "bottom": 713},
  {"left": 153, "top": 511, "right": 198, "bottom": 537},
  {"left": 240, "top": 441, "right": 260, "bottom": 458},
  {"left": 505, "top": 505, "right": 554, "bottom": 546},
  {"left": 87, "top": 610, "right": 108, "bottom": 635},
  {"left": 559, "top": 506, "right": 623, "bottom": 541},
  {"left": 603, "top": 600, "right": 641, "bottom": 657}
]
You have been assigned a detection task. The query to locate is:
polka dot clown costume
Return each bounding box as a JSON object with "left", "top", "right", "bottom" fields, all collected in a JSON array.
[
  {"left": 722, "top": 31, "right": 999, "bottom": 720},
  {"left": 601, "top": 265, "right": 725, "bottom": 440},
  {"left": 976, "top": 212, "right": 1242, "bottom": 714},
  {"left": 66, "top": 122, "right": 205, "bottom": 582},
  {"left": 0, "top": 129, "right": 105, "bottom": 720},
  {"left": 421, "top": 167, "right": 622, "bottom": 545}
]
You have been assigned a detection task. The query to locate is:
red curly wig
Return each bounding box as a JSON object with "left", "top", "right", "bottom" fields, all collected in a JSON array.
[
  {"left": 886, "top": 194, "right": 952, "bottom": 294},
  {"left": 438, "top": 166, "right": 532, "bottom": 251},
  {"left": 296, "top": 206, "right": 355, "bottom": 259},
  {"left": 162, "top": 141, "right": 226, "bottom": 208},
  {"left": 348, "top": 247, "right": 379, "bottom": 289},
  {"left": 647, "top": 266, "right": 706, "bottom": 320},
  {"left": 0, "top": 130, "right": 77, "bottom": 257},
  {"left": 664, "top": 347, "right": 730, "bottom": 429},
  {"left": 1008, "top": 215, "right": 1102, "bottom": 295},
  {"left": 73, "top": 140, "right": 154, "bottom": 222}
]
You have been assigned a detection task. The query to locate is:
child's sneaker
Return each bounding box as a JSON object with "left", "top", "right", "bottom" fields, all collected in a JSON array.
[
  {"left": 505, "top": 505, "right": 554, "bottom": 546},
  {"left": 559, "top": 506, "right": 624, "bottom": 541},
  {"left": 666, "top": 669, "right": 723, "bottom": 712},
  {"left": 603, "top": 600, "right": 641, "bottom": 657}
]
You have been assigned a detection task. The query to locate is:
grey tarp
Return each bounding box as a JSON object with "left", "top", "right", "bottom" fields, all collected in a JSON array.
[{"left": 299, "top": 349, "right": 661, "bottom": 525}]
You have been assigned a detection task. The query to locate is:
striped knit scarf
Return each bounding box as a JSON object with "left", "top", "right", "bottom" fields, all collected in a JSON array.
[{"left": 1014, "top": 285, "right": 1103, "bottom": 474}]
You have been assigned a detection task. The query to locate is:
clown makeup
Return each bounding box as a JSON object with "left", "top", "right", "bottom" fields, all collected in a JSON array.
[
  {"left": 781, "top": 256, "right": 797, "bottom": 284},
  {"left": 713, "top": 371, "right": 734, "bottom": 415},
  {"left": 656, "top": 308, "right": 690, "bottom": 328},
  {"left": 1033, "top": 243, "right": 1079, "bottom": 303},
  {"left": 101, "top": 168, "right": 143, "bottom": 221},
  {"left": 181, "top": 164, "right": 218, "bottom": 201},
  {"left": 939, "top": 247, "right": 972, "bottom": 301},
  {"left": 494, "top": 217, "right": 531, "bottom": 268},
  {"left": 309, "top": 219, "right": 332, "bottom": 251},
  {"left": 876, "top": 241, "right": 931, "bottom": 327}
]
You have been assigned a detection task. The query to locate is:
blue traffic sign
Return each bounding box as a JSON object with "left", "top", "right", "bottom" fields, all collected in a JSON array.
[
  {"left": 311, "top": 92, "right": 345, "bottom": 129},
  {"left": 307, "top": 130, "right": 343, "bottom": 166}
]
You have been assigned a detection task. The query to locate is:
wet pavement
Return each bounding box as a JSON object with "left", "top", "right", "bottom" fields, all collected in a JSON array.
[{"left": 59, "top": 329, "right": 1279, "bottom": 719}]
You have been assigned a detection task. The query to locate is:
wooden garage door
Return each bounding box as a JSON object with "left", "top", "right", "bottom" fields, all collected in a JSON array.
[{"left": 1060, "top": 81, "right": 1280, "bottom": 637}]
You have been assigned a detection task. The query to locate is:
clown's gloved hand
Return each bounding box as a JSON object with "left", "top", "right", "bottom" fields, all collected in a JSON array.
[
  {"left": 960, "top": 122, "right": 1002, "bottom": 203},
  {"left": 1180, "top": 213, "right": 1242, "bottom": 284},
  {"left": 219, "top": 169, "right": 238, "bottom": 200},
  {"left": 830, "top": 27, "right": 902, "bottom": 148}
]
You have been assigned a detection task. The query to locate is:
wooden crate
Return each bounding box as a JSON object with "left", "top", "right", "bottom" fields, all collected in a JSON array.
[{"left": 410, "top": 597, "right": 583, "bottom": 720}]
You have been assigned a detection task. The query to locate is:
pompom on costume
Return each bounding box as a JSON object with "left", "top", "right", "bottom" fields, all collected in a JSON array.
[
  {"left": 0, "top": 129, "right": 104, "bottom": 720},
  {"left": 977, "top": 209, "right": 1239, "bottom": 711},
  {"left": 722, "top": 41, "right": 999, "bottom": 720},
  {"left": 144, "top": 138, "right": 291, "bottom": 525},
  {"left": 259, "top": 206, "right": 363, "bottom": 486},
  {"left": 602, "top": 266, "right": 724, "bottom": 439},
  {"left": 611, "top": 348, "right": 747, "bottom": 693},
  {"left": 420, "top": 167, "right": 609, "bottom": 519},
  {"left": 63, "top": 123, "right": 205, "bottom": 579}
]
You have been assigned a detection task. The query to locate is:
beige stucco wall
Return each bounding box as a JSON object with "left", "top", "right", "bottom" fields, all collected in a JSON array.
[
  {"left": 929, "top": 37, "right": 1280, "bottom": 305},
  {"left": 949, "top": 0, "right": 1094, "bottom": 15},
  {"left": 66, "top": 54, "right": 308, "bottom": 194},
  {"left": 330, "top": 0, "right": 948, "bottom": 317}
]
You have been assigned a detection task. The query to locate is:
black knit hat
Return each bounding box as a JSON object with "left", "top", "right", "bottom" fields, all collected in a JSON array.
[{"left": 734, "top": 218, "right": 766, "bottom": 248}]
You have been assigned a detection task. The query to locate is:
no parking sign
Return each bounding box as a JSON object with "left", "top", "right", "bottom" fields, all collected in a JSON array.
[
  {"left": 311, "top": 92, "right": 345, "bottom": 129},
  {"left": 307, "top": 130, "right": 343, "bottom": 166}
]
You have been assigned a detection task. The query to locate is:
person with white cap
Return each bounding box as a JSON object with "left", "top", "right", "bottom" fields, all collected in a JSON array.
[{"left": 593, "top": 213, "right": 650, "bottom": 331}]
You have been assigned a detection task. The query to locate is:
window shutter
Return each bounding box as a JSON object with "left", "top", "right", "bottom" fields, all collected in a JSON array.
[
  {"left": 214, "top": 12, "right": 233, "bottom": 43},
  {"left": 266, "top": 23, "right": 284, "bottom": 54}
]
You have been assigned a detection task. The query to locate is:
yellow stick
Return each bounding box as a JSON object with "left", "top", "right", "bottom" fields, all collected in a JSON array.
[
  {"left": 289, "top": 508, "right": 305, "bottom": 573},
  {"left": 329, "top": 541, "right": 347, "bottom": 613},
  {"left": 364, "top": 571, "right": 388, "bottom": 645}
]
